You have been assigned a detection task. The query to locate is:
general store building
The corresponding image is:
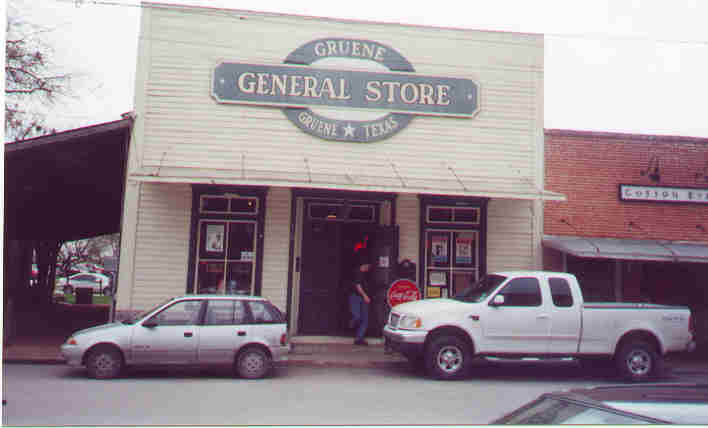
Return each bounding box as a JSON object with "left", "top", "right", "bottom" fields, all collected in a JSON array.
[{"left": 114, "top": 3, "right": 562, "bottom": 337}]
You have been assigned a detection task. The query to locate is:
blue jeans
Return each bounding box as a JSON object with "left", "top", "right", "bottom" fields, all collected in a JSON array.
[{"left": 349, "top": 293, "right": 369, "bottom": 340}]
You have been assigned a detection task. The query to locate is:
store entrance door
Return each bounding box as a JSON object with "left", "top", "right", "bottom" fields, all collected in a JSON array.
[
  {"left": 298, "top": 220, "right": 342, "bottom": 335},
  {"left": 298, "top": 210, "right": 397, "bottom": 336}
]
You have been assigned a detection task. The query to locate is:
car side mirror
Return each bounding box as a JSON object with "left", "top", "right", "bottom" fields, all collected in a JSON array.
[{"left": 490, "top": 294, "right": 505, "bottom": 307}]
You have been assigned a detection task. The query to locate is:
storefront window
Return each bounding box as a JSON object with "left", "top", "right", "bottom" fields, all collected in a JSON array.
[
  {"left": 195, "top": 192, "right": 261, "bottom": 295},
  {"left": 424, "top": 230, "right": 479, "bottom": 298},
  {"left": 197, "top": 221, "right": 256, "bottom": 295}
]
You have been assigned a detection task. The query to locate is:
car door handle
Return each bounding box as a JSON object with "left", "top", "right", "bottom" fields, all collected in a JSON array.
[
  {"left": 536, "top": 314, "right": 550, "bottom": 320},
  {"left": 184, "top": 332, "right": 193, "bottom": 337},
  {"left": 237, "top": 331, "right": 246, "bottom": 336}
]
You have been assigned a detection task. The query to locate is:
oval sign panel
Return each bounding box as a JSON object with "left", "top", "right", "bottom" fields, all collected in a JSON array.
[
  {"left": 212, "top": 38, "right": 479, "bottom": 143},
  {"left": 387, "top": 278, "right": 421, "bottom": 308}
]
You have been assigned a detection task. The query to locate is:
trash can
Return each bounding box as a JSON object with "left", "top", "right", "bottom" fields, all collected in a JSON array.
[{"left": 75, "top": 288, "right": 92, "bottom": 304}]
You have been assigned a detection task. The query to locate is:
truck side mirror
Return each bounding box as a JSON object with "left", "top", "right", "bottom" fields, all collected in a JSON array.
[
  {"left": 490, "top": 294, "right": 505, "bottom": 307},
  {"left": 142, "top": 319, "right": 158, "bottom": 328}
]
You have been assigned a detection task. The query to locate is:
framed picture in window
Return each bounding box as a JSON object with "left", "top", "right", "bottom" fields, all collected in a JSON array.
[{"left": 205, "top": 224, "right": 225, "bottom": 253}]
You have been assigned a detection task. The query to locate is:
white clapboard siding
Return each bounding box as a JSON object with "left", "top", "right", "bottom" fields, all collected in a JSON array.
[
  {"left": 261, "top": 187, "right": 291, "bottom": 312},
  {"left": 486, "top": 199, "right": 538, "bottom": 272},
  {"left": 129, "top": 182, "right": 192, "bottom": 311},
  {"left": 133, "top": 5, "right": 543, "bottom": 194},
  {"left": 397, "top": 194, "right": 420, "bottom": 280}
]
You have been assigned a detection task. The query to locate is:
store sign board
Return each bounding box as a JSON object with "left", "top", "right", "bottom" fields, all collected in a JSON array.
[
  {"left": 620, "top": 184, "right": 708, "bottom": 204},
  {"left": 212, "top": 38, "right": 479, "bottom": 142}
]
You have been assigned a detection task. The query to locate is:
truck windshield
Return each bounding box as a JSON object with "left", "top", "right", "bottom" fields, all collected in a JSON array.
[{"left": 453, "top": 274, "right": 507, "bottom": 303}]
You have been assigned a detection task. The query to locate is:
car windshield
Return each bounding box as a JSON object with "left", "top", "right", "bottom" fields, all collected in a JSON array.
[
  {"left": 452, "top": 274, "right": 507, "bottom": 303},
  {"left": 122, "top": 297, "right": 175, "bottom": 325},
  {"left": 495, "top": 396, "right": 668, "bottom": 424}
]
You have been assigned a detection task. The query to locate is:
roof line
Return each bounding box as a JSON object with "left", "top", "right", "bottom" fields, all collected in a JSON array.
[
  {"left": 544, "top": 128, "right": 708, "bottom": 144},
  {"left": 5, "top": 116, "right": 135, "bottom": 153}
]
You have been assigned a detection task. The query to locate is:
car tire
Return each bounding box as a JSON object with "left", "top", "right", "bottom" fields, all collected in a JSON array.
[
  {"left": 425, "top": 335, "right": 471, "bottom": 380},
  {"left": 86, "top": 346, "right": 123, "bottom": 379},
  {"left": 64, "top": 285, "right": 73, "bottom": 294},
  {"left": 102, "top": 287, "right": 113, "bottom": 296},
  {"left": 236, "top": 347, "right": 271, "bottom": 379},
  {"left": 615, "top": 340, "right": 661, "bottom": 382}
]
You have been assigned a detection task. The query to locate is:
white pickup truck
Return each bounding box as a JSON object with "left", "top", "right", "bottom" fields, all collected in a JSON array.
[{"left": 383, "top": 271, "right": 695, "bottom": 381}]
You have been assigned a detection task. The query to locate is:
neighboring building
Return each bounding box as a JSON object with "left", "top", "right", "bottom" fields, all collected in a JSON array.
[
  {"left": 543, "top": 129, "right": 708, "bottom": 348},
  {"left": 115, "top": 3, "right": 561, "bottom": 337}
]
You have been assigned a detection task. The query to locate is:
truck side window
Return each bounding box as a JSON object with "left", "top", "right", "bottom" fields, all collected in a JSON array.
[
  {"left": 497, "top": 278, "right": 541, "bottom": 306},
  {"left": 549, "top": 278, "right": 573, "bottom": 307}
]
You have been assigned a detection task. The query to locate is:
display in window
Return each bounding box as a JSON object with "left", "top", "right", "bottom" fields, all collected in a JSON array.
[
  {"left": 429, "top": 270, "right": 447, "bottom": 286},
  {"left": 455, "top": 232, "right": 475, "bottom": 265},
  {"left": 206, "top": 224, "right": 225, "bottom": 253},
  {"left": 198, "top": 262, "right": 225, "bottom": 294},
  {"left": 227, "top": 262, "right": 253, "bottom": 295},
  {"left": 430, "top": 235, "right": 448, "bottom": 264},
  {"left": 427, "top": 286, "right": 441, "bottom": 298}
]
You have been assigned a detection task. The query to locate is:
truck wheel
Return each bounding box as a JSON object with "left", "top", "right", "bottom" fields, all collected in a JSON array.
[
  {"left": 86, "top": 346, "right": 123, "bottom": 379},
  {"left": 425, "top": 335, "right": 470, "bottom": 380},
  {"left": 615, "top": 341, "right": 660, "bottom": 382}
]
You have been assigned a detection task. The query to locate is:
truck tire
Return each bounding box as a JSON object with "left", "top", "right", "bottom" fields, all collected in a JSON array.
[
  {"left": 615, "top": 340, "right": 661, "bottom": 382},
  {"left": 425, "top": 335, "right": 471, "bottom": 380}
]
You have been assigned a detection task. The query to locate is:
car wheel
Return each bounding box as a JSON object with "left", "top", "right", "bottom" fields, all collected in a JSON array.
[
  {"left": 86, "top": 346, "right": 123, "bottom": 379},
  {"left": 236, "top": 347, "right": 271, "bottom": 379},
  {"left": 64, "top": 285, "right": 73, "bottom": 294},
  {"left": 102, "top": 287, "right": 113, "bottom": 296},
  {"left": 425, "top": 335, "right": 471, "bottom": 380},
  {"left": 615, "top": 340, "right": 660, "bottom": 382}
]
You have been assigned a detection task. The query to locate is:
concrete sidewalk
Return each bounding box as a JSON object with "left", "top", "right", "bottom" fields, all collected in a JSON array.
[{"left": 3, "top": 334, "right": 706, "bottom": 376}]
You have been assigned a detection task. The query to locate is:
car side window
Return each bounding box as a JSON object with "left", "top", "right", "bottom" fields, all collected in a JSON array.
[
  {"left": 248, "top": 301, "right": 282, "bottom": 324},
  {"left": 496, "top": 277, "right": 542, "bottom": 306},
  {"left": 549, "top": 278, "right": 574, "bottom": 307},
  {"left": 204, "top": 300, "right": 248, "bottom": 325},
  {"left": 150, "top": 300, "right": 203, "bottom": 326}
]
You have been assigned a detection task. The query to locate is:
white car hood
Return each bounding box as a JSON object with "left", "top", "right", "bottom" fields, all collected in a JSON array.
[
  {"left": 73, "top": 322, "right": 126, "bottom": 337},
  {"left": 392, "top": 298, "right": 479, "bottom": 317}
]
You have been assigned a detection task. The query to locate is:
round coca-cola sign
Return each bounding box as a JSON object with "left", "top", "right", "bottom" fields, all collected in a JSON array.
[{"left": 387, "top": 279, "right": 421, "bottom": 307}]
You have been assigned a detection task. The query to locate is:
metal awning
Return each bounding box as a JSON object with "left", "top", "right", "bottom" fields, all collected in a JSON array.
[
  {"left": 128, "top": 166, "right": 566, "bottom": 202},
  {"left": 543, "top": 235, "right": 708, "bottom": 263}
]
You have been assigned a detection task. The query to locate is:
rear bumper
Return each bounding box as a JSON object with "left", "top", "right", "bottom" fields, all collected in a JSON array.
[{"left": 271, "top": 344, "right": 290, "bottom": 362}]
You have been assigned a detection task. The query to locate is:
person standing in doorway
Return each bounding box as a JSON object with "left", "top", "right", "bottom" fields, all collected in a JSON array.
[{"left": 349, "top": 255, "right": 372, "bottom": 346}]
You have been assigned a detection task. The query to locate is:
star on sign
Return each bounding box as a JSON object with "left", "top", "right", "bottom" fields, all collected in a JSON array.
[{"left": 343, "top": 123, "right": 356, "bottom": 137}]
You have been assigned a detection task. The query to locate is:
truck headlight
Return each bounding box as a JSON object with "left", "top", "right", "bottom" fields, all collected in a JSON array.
[{"left": 399, "top": 315, "right": 422, "bottom": 329}]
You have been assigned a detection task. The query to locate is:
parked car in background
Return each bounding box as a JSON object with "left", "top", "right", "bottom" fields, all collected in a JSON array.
[
  {"left": 492, "top": 383, "right": 708, "bottom": 424},
  {"left": 61, "top": 272, "right": 112, "bottom": 295},
  {"left": 60, "top": 295, "right": 290, "bottom": 379}
]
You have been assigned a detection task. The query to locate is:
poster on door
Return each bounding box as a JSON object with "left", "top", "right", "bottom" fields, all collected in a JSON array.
[
  {"left": 431, "top": 235, "right": 448, "bottom": 264},
  {"left": 455, "top": 233, "right": 474, "bottom": 265}
]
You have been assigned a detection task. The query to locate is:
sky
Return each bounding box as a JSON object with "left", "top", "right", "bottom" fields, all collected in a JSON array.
[{"left": 9, "top": 0, "right": 708, "bottom": 138}]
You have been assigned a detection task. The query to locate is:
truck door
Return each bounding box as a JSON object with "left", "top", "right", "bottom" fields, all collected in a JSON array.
[
  {"left": 482, "top": 277, "right": 551, "bottom": 354},
  {"left": 547, "top": 276, "right": 582, "bottom": 354}
]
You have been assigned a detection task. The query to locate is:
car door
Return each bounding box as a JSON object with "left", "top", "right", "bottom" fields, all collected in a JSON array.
[
  {"left": 130, "top": 299, "right": 204, "bottom": 365},
  {"left": 197, "top": 299, "right": 251, "bottom": 364},
  {"left": 481, "top": 277, "right": 551, "bottom": 354}
]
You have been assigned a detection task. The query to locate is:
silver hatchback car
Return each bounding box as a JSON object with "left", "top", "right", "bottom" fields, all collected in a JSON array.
[{"left": 61, "top": 295, "right": 290, "bottom": 379}]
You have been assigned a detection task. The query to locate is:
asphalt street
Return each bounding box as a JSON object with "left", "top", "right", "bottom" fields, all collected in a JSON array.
[{"left": 0, "top": 360, "right": 668, "bottom": 426}]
